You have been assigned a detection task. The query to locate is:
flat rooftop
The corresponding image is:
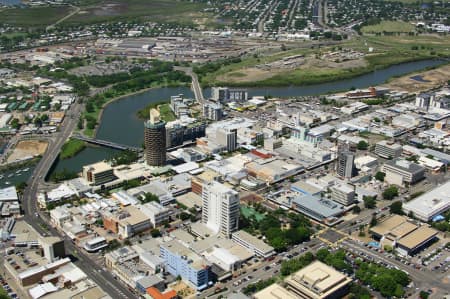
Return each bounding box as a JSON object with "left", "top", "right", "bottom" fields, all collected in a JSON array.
[
  {"left": 397, "top": 226, "right": 439, "bottom": 250},
  {"left": 285, "top": 261, "right": 352, "bottom": 298},
  {"left": 403, "top": 180, "right": 450, "bottom": 219}
]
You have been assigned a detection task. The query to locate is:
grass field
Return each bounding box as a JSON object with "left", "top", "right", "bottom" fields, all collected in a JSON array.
[
  {"left": 241, "top": 206, "right": 266, "bottom": 222},
  {"left": 60, "top": 139, "right": 86, "bottom": 159},
  {"left": 159, "top": 103, "right": 176, "bottom": 122},
  {"left": 62, "top": 0, "right": 209, "bottom": 26},
  {"left": 0, "top": 6, "right": 72, "bottom": 26},
  {"left": 361, "top": 21, "right": 415, "bottom": 34},
  {"left": 0, "top": 0, "right": 209, "bottom": 27}
]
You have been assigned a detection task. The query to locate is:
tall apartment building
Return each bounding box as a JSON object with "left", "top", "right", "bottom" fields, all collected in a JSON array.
[
  {"left": 202, "top": 181, "right": 239, "bottom": 237},
  {"left": 203, "top": 100, "right": 223, "bottom": 121},
  {"left": 337, "top": 151, "right": 356, "bottom": 179},
  {"left": 211, "top": 87, "right": 248, "bottom": 103},
  {"left": 374, "top": 140, "right": 402, "bottom": 159},
  {"left": 144, "top": 109, "right": 166, "bottom": 166},
  {"left": 82, "top": 161, "right": 116, "bottom": 186}
]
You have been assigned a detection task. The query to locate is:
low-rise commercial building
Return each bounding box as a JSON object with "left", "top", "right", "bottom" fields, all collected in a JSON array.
[
  {"left": 403, "top": 180, "right": 450, "bottom": 222},
  {"left": 370, "top": 215, "right": 439, "bottom": 256},
  {"left": 139, "top": 201, "right": 170, "bottom": 227},
  {"left": 254, "top": 261, "right": 352, "bottom": 299},
  {"left": 82, "top": 161, "right": 116, "bottom": 186},
  {"left": 291, "top": 195, "right": 345, "bottom": 226},
  {"left": 231, "top": 230, "right": 275, "bottom": 258}
]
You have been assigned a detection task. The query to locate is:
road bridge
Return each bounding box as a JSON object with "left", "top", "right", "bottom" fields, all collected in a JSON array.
[{"left": 72, "top": 134, "right": 142, "bottom": 152}]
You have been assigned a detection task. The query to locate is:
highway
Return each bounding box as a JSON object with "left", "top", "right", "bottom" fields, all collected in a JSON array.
[{"left": 20, "top": 102, "right": 139, "bottom": 299}]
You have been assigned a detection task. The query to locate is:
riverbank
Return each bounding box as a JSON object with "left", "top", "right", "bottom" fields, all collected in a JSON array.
[
  {"left": 83, "top": 82, "right": 189, "bottom": 138},
  {"left": 59, "top": 138, "right": 86, "bottom": 159}
]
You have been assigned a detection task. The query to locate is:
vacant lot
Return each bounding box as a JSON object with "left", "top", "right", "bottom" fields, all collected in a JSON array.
[
  {"left": 361, "top": 21, "right": 415, "bottom": 34},
  {"left": 7, "top": 140, "right": 48, "bottom": 163}
]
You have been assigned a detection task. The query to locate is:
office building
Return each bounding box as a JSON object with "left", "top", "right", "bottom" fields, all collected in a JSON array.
[
  {"left": 382, "top": 159, "right": 425, "bottom": 186},
  {"left": 202, "top": 181, "right": 239, "bottom": 237},
  {"left": 330, "top": 183, "right": 355, "bottom": 206},
  {"left": 212, "top": 87, "right": 248, "bottom": 103},
  {"left": 374, "top": 140, "right": 402, "bottom": 159},
  {"left": 39, "top": 236, "right": 65, "bottom": 262},
  {"left": 216, "top": 128, "right": 237, "bottom": 152},
  {"left": 254, "top": 261, "right": 352, "bottom": 299},
  {"left": 337, "top": 151, "right": 356, "bottom": 179},
  {"left": 160, "top": 239, "right": 211, "bottom": 290},
  {"left": 82, "top": 161, "right": 116, "bottom": 186},
  {"left": 203, "top": 100, "right": 223, "bottom": 121},
  {"left": 145, "top": 109, "right": 166, "bottom": 166}
]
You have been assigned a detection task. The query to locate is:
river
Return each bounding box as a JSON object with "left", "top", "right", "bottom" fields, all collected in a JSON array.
[{"left": 27, "top": 59, "right": 448, "bottom": 179}]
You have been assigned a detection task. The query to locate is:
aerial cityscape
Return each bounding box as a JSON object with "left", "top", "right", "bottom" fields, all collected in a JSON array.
[{"left": 0, "top": 0, "right": 449, "bottom": 299}]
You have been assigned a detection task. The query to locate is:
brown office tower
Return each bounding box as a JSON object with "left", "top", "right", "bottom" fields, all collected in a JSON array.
[{"left": 144, "top": 109, "right": 166, "bottom": 166}]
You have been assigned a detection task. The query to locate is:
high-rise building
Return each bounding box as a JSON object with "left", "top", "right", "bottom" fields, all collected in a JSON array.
[
  {"left": 144, "top": 109, "right": 166, "bottom": 166},
  {"left": 202, "top": 181, "right": 239, "bottom": 238},
  {"left": 337, "top": 151, "right": 356, "bottom": 178}
]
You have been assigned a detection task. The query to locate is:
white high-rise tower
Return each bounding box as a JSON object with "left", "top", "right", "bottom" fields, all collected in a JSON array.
[{"left": 202, "top": 181, "right": 240, "bottom": 238}]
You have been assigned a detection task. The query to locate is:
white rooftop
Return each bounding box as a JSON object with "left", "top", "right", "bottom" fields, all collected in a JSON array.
[{"left": 0, "top": 186, "right": 18, "bottom": 202}]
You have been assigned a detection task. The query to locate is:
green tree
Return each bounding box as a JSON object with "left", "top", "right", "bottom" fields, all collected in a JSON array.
[
  {"left": 390, "top": 201, "right": 404, "bottom": 215},
  {"left": 357, "top": 140, "right": 369, "bottom": 150},
  {"left": 382, "top": 185, "right": 399, "bottom": 200},
  {"left": 363, "top": 196, "right": 377, "bottom": 209},
  {"left": 352, "top": 205, "right": 361, "bottom": 214},
  {"left": 151, "top": 229, "right": 161, "bottom": 238},
  {"left": 370, "top": 215, "right": 378, "bottom": 227},
  {"left": 375, "top": 171, "right": 386, "bottom": 182}
]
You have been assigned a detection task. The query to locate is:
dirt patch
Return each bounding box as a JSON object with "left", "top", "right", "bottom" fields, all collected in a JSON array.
[
  {"left": 169, "top": 280, "right": 194, "bottom": 298},
  {"left": 7, "top": 140, "right": 48, "bottom": 163},
  {"left": 382, "top": 64, "right": 450, "bottom": 93}
]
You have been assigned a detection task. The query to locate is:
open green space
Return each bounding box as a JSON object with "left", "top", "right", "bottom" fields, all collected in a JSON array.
[
  {"left": 361, "top": 21, "right": 415, "bottom": 34},
  {"left": 158, "top": 103, "right": 176, "bottom": 122},
  {"left": 60, "top": 138, "right": 86, "bottom": 159},
  {"left": 240, "top": 205, "right": 266, "bottom": 222},
  {"left": 0, "top": 6, "right": 72, "bottom": 26},
  {"left": 62, "top": 0, "right": 208, "bottom": 26}
]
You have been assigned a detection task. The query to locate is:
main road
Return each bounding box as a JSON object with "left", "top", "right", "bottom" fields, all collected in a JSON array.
[{"left": 20, "top": 102, "right": 139, "bottom": 299}]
